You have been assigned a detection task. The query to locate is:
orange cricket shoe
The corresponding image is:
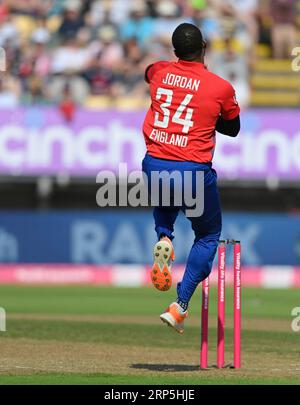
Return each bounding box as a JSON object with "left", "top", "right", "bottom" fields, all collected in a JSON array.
[
  {"left": 160, "top": 302, "right": 188, "bottom": 334},
  {"left": 150, "top": 236, "right": 175, "bottom": 291}
]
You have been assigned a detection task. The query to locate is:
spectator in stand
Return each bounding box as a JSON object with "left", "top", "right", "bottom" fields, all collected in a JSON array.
[
  {"left": 85, "top": 8, "right": 119, "bottom": 43},
  {"left": 269, "top": 0, "right": 297, "bottom": 59},
  {"left": 222, "top": 0, "right": 258, "bottom": 41},
  {"left": 189, "top": 0, "right": 220, "bottom": 43},
  {"left": 23, "top": 74, "right": 50, "bottom": 105},
  {"left": 52, "top": 29, "right": 92, "bottom": 75},
  {"left": 0, "top": 14, "right": 19, "bottom": 48},
  {"left": 58, "top": 0, "right": 84, "bottom": 40},
  {"left": 31, "top": 16, "right": 51, "bottom": 45},
  {"left": 30, "top": 18, "right": 52, "bottom": 78},
  {"left": 153, "top": 0, "right": 184, "bottom": 39},
  {"left": 210, "top": 38, "right": 250, "bottom": 107},
  {"left": 111, "top": 37, "right": 146, "bottom": 98},
  {"left": 97, "top": 26, "right": 124, "bottom": 71},
  {"left": 59, "top": 83, "right": 76, "bottom": 122},
  {"left": 215, "top": 0, "right": 258, "bottom": 65},
  {"left": 0, "top": 1, "right": 9, "bottom": 21},
  {"left": 90, "top": 0, "right": 133, "bottom": 26},
  {"left": 0, "top": 74, "right": 20, "bottom": 108},
  {"left": 150, "top": 34, "right": 175, "bottom": 61},
  {"left": 120, "top": 1, "right": 154, "bottom": 48},
  {"left": 7, "top": 0, "right": 52, "bottom": 17}
]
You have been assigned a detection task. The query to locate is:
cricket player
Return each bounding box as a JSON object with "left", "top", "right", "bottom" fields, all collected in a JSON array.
[{"left": 142, "top": 23, "right": 240, "bottom": 333}]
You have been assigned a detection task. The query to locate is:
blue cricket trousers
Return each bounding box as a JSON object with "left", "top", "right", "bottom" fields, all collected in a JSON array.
[{"left": 142, "top": 153, "right": 222, "bottom": 304}]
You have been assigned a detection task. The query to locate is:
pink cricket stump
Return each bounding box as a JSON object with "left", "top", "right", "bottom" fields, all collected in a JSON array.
[
  {"left": 233, "top": 241, "right": 241, "bottom": 368},
  {"left": 217, "top": 242, "right": 226, "bottom": 368},
  {"left": 200, "top": 276, "right": 209, "bottom": 369}
]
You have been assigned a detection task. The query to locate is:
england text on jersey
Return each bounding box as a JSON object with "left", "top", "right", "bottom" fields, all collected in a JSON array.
[
  {"left": 150, "top": 129, "right": 188, "bottom": 147},
  {"left": 162, "top": 73, "right": 201, "bottom": 91}
]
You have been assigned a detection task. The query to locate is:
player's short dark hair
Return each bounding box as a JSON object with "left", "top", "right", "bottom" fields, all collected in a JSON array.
[{"left": 172, "top": 23, "right": 204, "bottom": 61}]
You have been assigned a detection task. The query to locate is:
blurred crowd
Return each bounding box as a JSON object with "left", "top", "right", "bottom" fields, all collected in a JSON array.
[{"left": 0, "top": 0, "right": 298, "bottom": 111}]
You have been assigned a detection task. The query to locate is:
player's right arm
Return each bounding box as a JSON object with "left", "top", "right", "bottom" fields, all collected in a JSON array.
[{"left": 144, "top": 61, "right": 170, "bottom": 84}]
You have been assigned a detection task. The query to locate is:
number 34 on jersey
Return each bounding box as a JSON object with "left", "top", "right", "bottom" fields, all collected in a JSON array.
[
  {"left": 149, "top": 87, "right": 194, "bottom": 147},
  {"left": 154, "top": 87, "right": 194, "bottom": 134}
]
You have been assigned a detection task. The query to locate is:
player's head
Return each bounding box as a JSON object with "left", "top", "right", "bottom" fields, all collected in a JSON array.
[{"left": 172, "top": 23, "right": 206, "bottom": 61}]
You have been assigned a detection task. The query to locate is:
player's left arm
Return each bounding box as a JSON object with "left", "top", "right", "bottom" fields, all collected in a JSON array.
[
  {"left": 216, "top": 115, "right": 240, "bottom": 137},
  {"left": 217, "top": 82, "right": 241, "bottom": 137}
]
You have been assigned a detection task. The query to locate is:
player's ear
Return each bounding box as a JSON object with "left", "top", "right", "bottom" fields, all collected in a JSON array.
[{"left": 202, "top": 41, "right": 207, "bottom": 57}]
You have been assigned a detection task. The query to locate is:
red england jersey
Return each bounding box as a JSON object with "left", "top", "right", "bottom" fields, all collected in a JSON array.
[{"left": 143, "top": 60, "right": 240, "bottom": 163}]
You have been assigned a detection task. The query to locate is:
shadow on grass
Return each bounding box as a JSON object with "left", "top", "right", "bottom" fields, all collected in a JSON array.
[
  {"left": 131, "top": 363, "right": 235, "bottom": 372},
  {"left": 131, "top": 364, "right": 200, "bottom": 372}
]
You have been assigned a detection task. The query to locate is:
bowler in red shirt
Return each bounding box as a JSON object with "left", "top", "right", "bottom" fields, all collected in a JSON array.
[{"left": 142, "top": 23, "right": 240, "bottom": 333}]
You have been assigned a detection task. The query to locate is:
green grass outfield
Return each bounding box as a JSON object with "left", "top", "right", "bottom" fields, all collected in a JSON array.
[{"left": 0, "top": 285, "right": 299, "bottom": 385}]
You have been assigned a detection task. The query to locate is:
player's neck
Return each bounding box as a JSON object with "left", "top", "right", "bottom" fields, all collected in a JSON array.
[{"left": 179, "top": 57, "right": 204, "bottom": 64}]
